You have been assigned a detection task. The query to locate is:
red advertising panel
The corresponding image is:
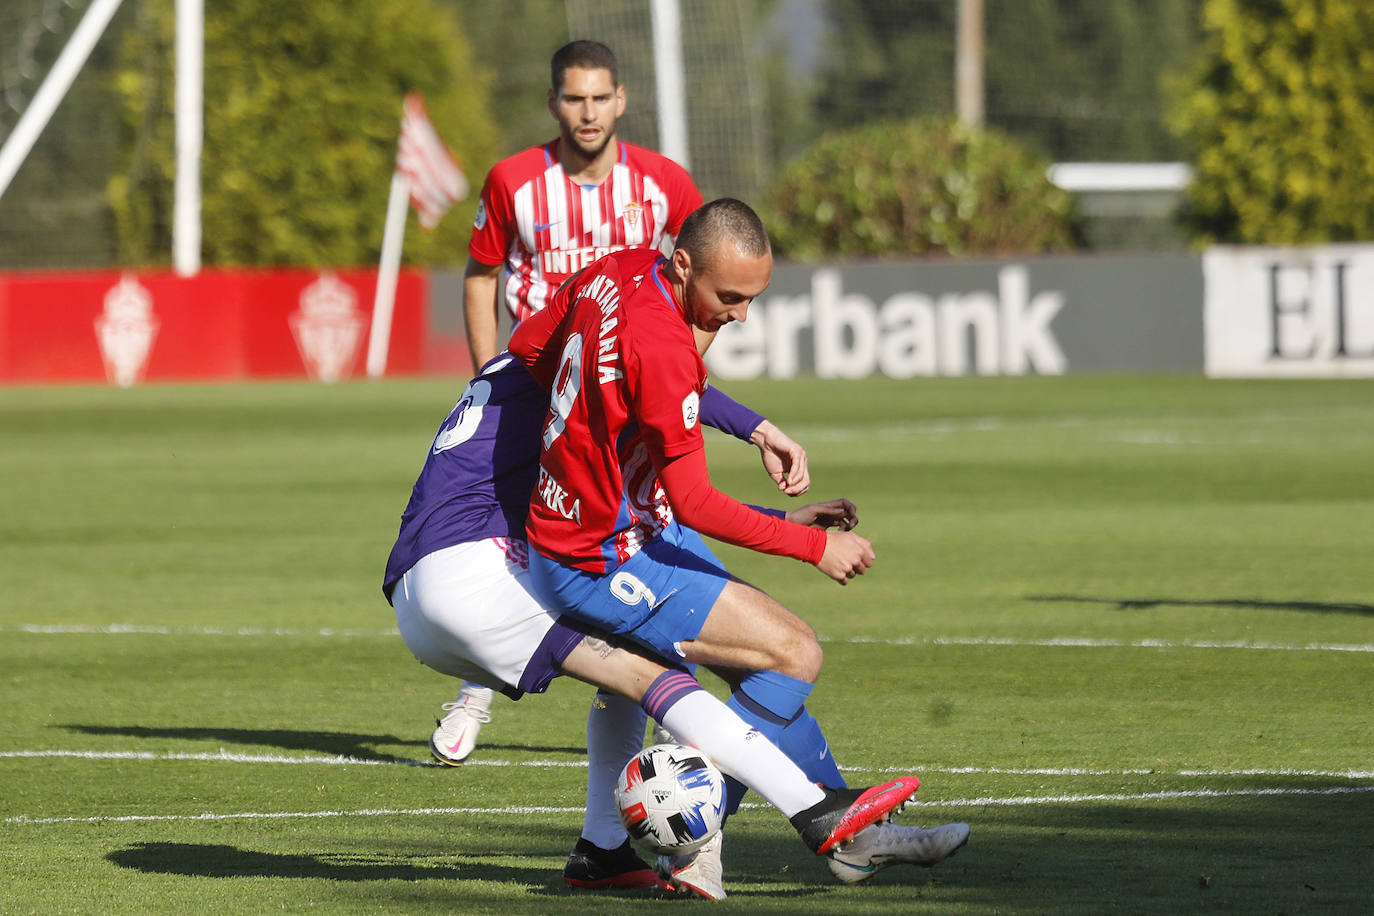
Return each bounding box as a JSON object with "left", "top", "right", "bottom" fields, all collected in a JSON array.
[{"left": 0, "top": 268, "right": 428, "bottom": 385}]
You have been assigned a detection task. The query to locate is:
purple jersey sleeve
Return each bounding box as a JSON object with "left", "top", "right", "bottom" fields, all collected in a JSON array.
[{"left": 700, "top": 384, "right": 765, "bottom": 442}]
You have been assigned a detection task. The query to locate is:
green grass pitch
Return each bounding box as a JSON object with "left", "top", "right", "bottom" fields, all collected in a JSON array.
[{"left": 2, "top": 374, "right": 1371, "bottom": 914}]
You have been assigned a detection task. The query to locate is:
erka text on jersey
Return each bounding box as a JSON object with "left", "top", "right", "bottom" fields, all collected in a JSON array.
[{"left": 536, "top": 465, "right": 582, "bottom": 525}]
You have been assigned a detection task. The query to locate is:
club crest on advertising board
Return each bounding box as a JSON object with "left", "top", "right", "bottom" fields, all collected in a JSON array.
[
  {"left": 290, "top": 272, "right": 363, "bottom": 383},
  {"left": 95, "top": 274, "right": 158, "bottom": 388}
]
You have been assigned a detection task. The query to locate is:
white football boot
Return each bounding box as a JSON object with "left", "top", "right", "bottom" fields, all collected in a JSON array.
[
  {"left": 656, "top": 832, "right": 726, "bottom": 900},
  {"left": 827, "top": 821, "right": 970, "bottom": 884},
  {"left": 429, "top": 684, "right": 493, "bottom": 765}
]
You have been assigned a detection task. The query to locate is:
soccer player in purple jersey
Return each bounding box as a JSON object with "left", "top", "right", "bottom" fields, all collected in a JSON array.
[{"left": 383, "top": 357, "right": 966, "bottom": 895}]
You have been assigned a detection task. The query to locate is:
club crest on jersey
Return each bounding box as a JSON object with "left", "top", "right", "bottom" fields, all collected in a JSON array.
[
  {"left": 623, "top": 201, "right": 642, "bottom": 227},
  {"left": 682, "top": 391, "right": 700, "bottom": 430}
]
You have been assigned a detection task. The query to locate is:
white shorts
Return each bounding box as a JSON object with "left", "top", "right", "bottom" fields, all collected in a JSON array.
[{"left": 393, "top": 537, "right": 578, "bottom": 697}]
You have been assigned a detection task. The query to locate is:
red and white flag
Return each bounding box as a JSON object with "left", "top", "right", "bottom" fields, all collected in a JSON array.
[{"left": 396, "top": 91, "right": 467, "bottom": 229}]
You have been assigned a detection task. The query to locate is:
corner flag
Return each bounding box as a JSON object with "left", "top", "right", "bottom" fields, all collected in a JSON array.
[
  {"left": 367, "top": 91, "right": 468, "bottom": 378},
  {"left": 395, "top": 91, "right": 468, "bottom": 229}
]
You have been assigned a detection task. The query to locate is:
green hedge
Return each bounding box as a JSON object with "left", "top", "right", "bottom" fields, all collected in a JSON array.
[
  {"left": 762, "top": 118, "right": 1078, "bottom": 261},
  {"left": 110, "top": 0, "right": 497, "bottom": 267},
  {"left": 1170, "top": 0, "right": 1374, "bottom": 244}
]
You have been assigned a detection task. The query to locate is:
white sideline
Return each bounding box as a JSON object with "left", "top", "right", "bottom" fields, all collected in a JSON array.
[
  {"left": 0, "top": 749, "right": 589, "bottom": 769},
  {"left": 7, "top": 785, "right": 1373, "bottom": 827},
  {"left": 845, "top": 636, "right": 1374, "bottom": 654},
  {"left": 3, "top": 624, "right": 397, "bottom": 637},
  {"left": 3, "top": 750, "right": 1371, "bottom": 783},
  {"left": 3, "top": 624, "right": 1372, "bottom": 654}
]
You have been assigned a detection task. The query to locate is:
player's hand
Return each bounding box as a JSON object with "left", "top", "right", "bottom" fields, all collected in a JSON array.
[
  {"left": 750, "top": 420, "right": 810, "bottom": 496},
  {"left": 816, "top": 530, "right": 874, "bottom": 585},
  {"left": 787, "top": 498, "right": 858, "bottom": 531}
]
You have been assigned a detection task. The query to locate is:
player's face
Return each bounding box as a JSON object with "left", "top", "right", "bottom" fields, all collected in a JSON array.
[
  {"left": 549, "top": 67, "right": 626, "bottom": 161},
  {"left": 675, "top": 245, "right": 773, "bottom": 332}
]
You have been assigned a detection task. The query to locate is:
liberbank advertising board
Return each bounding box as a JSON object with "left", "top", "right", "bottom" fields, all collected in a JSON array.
[
  {"left": 1204, "top": 243, "right": 1374, "bottom": 377},
  {"left": 704, "top": 254, "right": 1205, "bottom": 380}
]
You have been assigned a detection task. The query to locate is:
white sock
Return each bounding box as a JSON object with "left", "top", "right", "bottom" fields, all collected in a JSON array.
[
  {"left": 581, "top": 690, "right": 647, "bottom": 849},
  {"left": 457, "top": 682, "right": 494, "bottom": 713},
  {"left": 659, "top": 690, "right": 825, "bottom": 817}
]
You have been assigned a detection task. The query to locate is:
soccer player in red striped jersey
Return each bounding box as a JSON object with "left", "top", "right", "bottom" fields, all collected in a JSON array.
[
  {"left": 433, "top": 41, "right": 703, "bottom": 772},
  {"left": 463, "top": 40, "right": 703, "bottom": 369}
]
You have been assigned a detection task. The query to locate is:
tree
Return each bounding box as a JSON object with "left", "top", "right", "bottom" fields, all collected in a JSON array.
[
  {"left": 763, "top": 118, "right": 1078, "bottom": 260},
  {"left": 442, "top": 0, "right": 568, "bottom": 156},
  {"left": 110, "top": 0, "right": 498, "bottom": 267},
  {"left": 1170, "top": 0, "right": 1374, "bottom": 244},
  {"left": 805, "top": 0, "right": 1202, "bottom": 162}
]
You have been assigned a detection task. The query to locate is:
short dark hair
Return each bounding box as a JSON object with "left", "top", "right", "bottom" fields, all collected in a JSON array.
[
  {"left": 551, "top": 40, "right": 619, "bottom": 91},
  {"left": 676, "top": 198, "right": 771, "bottom": 275}
]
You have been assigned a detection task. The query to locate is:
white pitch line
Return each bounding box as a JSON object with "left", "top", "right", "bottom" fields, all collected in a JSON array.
[
  {"left": 3, "top": 805, "right": 585, "bottom": 826},
  {"left": 4, "top": 624, "right": 1372, "bottom": 654},
  {"left": 837, "top": 635, "right": 1374, "bottom": 654},
  {"left": 8, "top": 785, "right": 1374, "bottom": 827},
  {"left": 0, "top": 749, "right": 586, "bottom": 768},
  {"left": 0, "top": 749, "right": 433, "bottom": 767},
  {"left": 3, "top": 750, "right": 1370, "bottom": 783},
  {"left": 2, "top": 623, "right": 397, "bottom": 637},
  {"left": 861, "top": 765, "right": 1374, "bottom": 780},
  {"left": 921, "top": 785, "right": 1374, "bottom": 809}
]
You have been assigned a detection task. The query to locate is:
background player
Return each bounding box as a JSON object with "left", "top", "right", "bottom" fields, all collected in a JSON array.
[{"left": 433, "top": 39, "right": 706, "bottom": 762}]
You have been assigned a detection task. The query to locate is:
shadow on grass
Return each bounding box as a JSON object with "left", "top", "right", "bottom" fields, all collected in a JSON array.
[
  {"left": 59, "top": 724, "right": 425, "bottom": 762},
  {"left": 1027, "top": 594, "right": 1374, "bottom": 617},
  {"left": 106, "top": 843, "right": 545, "bottom": 883},
  {"left": 106, "top": 840, "right": 841, "bottom": 902},
  {"left": 57, "top": 724, "right": 587, "bottom": 761}
]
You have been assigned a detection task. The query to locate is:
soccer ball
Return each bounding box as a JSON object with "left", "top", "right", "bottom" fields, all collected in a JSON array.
[{"left": 615, "top": 743, "right": 726, "bottom": 856}]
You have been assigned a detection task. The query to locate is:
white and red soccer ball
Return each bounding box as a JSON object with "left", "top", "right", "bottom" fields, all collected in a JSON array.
[{"left": 615, "top": 743, "right": 726, "bottom": 855}]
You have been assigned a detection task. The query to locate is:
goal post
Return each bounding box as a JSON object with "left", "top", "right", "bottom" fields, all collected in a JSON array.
[
  {"left": 0, "top": 0, "right": 125, "bottom": 202},
  {"left": 0, "top": 0, "right": 201, "bottom": 274}
]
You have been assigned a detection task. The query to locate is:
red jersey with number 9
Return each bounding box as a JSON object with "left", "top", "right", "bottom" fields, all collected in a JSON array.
[{"left": 510, "top": 248, "right": 702, "bottom": 572}]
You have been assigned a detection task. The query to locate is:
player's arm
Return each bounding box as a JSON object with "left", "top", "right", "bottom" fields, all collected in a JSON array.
[
  {"left": 656, "top": 446, "right": 873, "bottom": 585},
  {"left": 785, "top": 498, "right": 857, "bottom": 530},
  {"left": 699, "top": 386, "right": 810, "bottom": 495},
  {"left": 463, "top": 257, "right": 503, "bottom": 372}
]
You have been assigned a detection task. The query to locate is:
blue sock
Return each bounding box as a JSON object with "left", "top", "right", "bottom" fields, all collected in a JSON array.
[
  {"left": 726, "top": 670, "right": 813, "bottom": 739},
  {"left": 777, "top": 708, "right": 845, "bottom": 789}
]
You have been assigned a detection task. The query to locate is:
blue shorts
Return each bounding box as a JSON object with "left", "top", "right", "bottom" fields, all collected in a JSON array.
[{"left": 528, "top": 523, "right": 730, "bottom": 662}]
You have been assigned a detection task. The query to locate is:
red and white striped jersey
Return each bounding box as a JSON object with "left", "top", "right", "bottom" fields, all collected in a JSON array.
[{"left": 467, "top": 140, "right": 702, "bottom": 323}]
